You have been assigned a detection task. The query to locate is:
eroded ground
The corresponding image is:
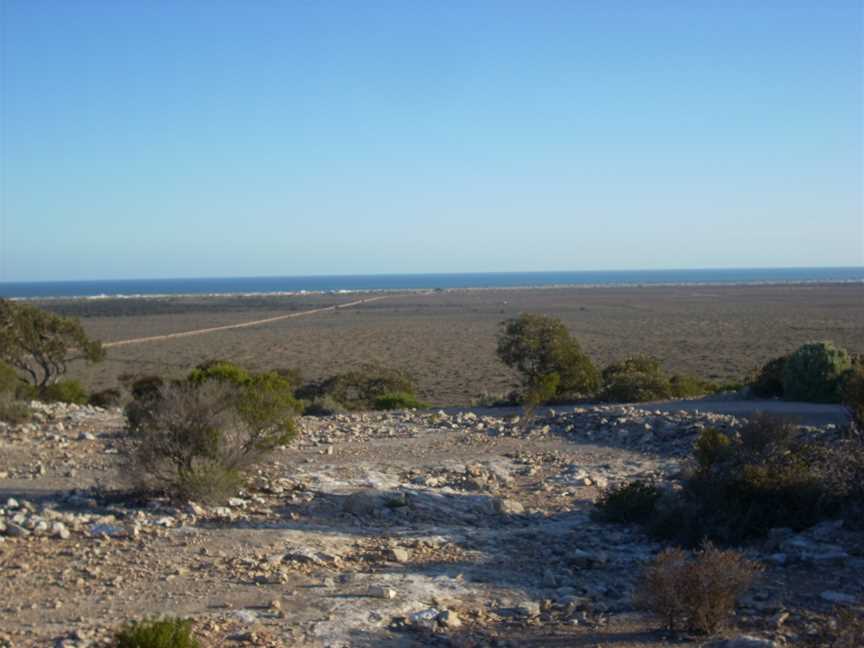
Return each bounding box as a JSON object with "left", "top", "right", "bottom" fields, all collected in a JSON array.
[{"left": 1, "top": 402, "right": 861, "bottom": 647}]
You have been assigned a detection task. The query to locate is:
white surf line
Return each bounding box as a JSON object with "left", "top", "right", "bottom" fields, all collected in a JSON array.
[{"left": 103, "top": 295, "right": 394, "bottom": 348}]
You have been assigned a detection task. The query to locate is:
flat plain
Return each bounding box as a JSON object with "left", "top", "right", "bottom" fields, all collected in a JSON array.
[{"left": 52, "top": 282, "right": 864, "bottom": 405}]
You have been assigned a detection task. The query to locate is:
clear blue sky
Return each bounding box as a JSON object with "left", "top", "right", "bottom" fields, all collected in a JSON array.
[{"left": 1, "top": 1, "right": 862, "bottom": 281}]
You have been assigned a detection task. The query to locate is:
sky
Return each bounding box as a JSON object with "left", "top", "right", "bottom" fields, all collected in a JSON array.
[{"left": 1, "top": 1, "right": 862, "bottom": 282}]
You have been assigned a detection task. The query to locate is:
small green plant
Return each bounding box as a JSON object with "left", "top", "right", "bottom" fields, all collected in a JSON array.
[
  {"left": 0, "top": 395, "right": 31, "bottom": 424},
  {"left": 40, "top": 379, "right": 89, "bottom": 404},
  {"left": 114, "top": 616, "right": 200, "bottom": 648},
  {"left": 749, "top": 355, "right": 788, "bottom": 398},
  {"left": 635, "top": 543, "right": 760, "bottom": 634},
  {"left": 373, "top": 391, "right": 428, "bottom": 410},
  {"left": 840, "top": 362, "right": 864, "bottom": 434},
  {"left": 0, "top": 361, "right": 22, "bottom": 396},
  {"left": 593, "top": 480, "right": 662, "bottom": 524},
  {"left": 302, "top": 395, "right": 348, "bottom": 416},
  {"left": 783, "top": 341, "right": 851, "bottom": 403},
  {"left": 600, "top": 355, "right": 672, "bottom": 402},
  {"left": 694, "top": 428, "right": 734, "bottom": 472},
  {"left": 297, "top": 365, "right": 419, "bottom": 411}
]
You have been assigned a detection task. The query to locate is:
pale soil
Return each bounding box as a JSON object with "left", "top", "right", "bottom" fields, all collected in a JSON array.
[{"left": 0, "top": 401, "right": 860, "bottom": 647}]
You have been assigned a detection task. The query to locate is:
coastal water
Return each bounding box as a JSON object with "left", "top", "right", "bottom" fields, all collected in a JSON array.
[{"left": 1, "top": 267, "right": 862, "bottom": 299}]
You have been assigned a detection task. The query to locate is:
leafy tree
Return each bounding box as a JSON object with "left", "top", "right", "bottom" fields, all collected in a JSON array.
[
  {"left": 0, "top": 299, "right": 104, "bottom": 388},
  {"left": 496, "top": 313, "right": 599, "bottom": 403}
]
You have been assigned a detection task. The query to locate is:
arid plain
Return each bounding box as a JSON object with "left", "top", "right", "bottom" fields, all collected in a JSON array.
[{"left": 52, "top": 283, "right": 864, "bottom": 405}]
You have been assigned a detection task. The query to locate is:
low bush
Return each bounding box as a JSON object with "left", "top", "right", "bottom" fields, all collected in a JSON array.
[
  {"left": 274, "top": 367, "right": 304, "bottom": 388},
  {"left": 89, "top": 388, "right": 122, "bottom": 408},
  {"left": 669, "top": 374, "right": 712, "bottom": 398},
  {"left": 783, "top": 341, "right": 851, "bottom": 403},
  {"left": 302, "top": 395, "right": 347, "bottom": 417},
  {"left": 0, "top": 395, "right": 31, "bottom": 424},
  {"left": 749, "top": 355, "right": 788, "bottom": 398},
  {"left": 693, "top": 427, "right": 734, "bottom": 472},
  {"left": 600, "top": 355, "right": 672, "bottom": 402},
  {"left": 0, "top": 361, "right": 21, "bottom": 395},
  {"left": 593, "top": 480, "right": 662, "bottom": 524},
  {"left": 297, "top": 365, "right": 418, "bottom": 411},
  {"left": 114, "top": 616, "right": 200, "bottom": 648},
  {"left": 373, "top": 391, "right": 428, "bottom": 410},
  {"left": 40, "top": 379, "right": 89, "bottom": 405},
  {"left": 635, "top": 543, "right": 760, "bottom": 634},
  {"left": 123, "top": 364, "right": 300, "bottom": 502},
  {"left": 807, "top": 606, "right": 864, "bottom": 648}
]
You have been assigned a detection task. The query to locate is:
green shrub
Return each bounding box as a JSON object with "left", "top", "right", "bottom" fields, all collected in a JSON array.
[
  {"left": 40, "top": 379, "right": 89, "bottom": 404},
  {"left": 783, "top": 342, "right": 851, "bottom": 403},
  {"left": 124, "top": 375, "right": 165, "bottom": 400},
  {"left": 298, "top": 365, "right": 418, "bottom": 411},
  {"left": 0, "top": 361, "right": 21, "bottom": 395},
  {"left": 14, "top": 381, "right": 37, "bottom": 401},
  {"left": 694, "top": 428, "right": 734, "bottom": 472},
  {"left": 636, "top": 543, "right": 760, "bottom": 634},
  {"left": 123, "top": 376, "right": 299, "bottom": 503},
  {"left": 114, "top": 616, "right": 200, "bottom": 648},
  {"left": 373, "top": 391, "right": 428, "bottom": 410},
  {"left": 749, "top": 355, "right": 788, "bottom": 398},
  {"left": 669, "top": 373, "right": 712, "bottom": 398},
  {"left": 187, "top": 359, "right": 252, "bottom": 386},
  {"left": 593, "top": 480, "right": 662, "bottom": 524},
  {"left": 496, "top": 313, "right": 599, "bottom": 404},
  {"left": 600, "top": 355, "right": 672, "bottom": 402},
  {"left": 274, "top": 367, "right": 304, "bottom": 387},
  {"left": 0, "top": 395, "right": 31, "bottom": 424},
  {"left": 302, "top": 395, "right": 348, "bottom": 416},
  {"left": 89, "top": 388, "right": 122, "bottom": 408}
]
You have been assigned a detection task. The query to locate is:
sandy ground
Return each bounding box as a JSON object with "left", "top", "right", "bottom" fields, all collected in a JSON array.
[{"left": 52, "top": 283, "right": 864, "bottom": 406}]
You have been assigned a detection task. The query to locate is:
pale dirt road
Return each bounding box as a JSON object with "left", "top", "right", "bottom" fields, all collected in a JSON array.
[{"left": 102, "top": 294, "right": 397, "bottom": 349}]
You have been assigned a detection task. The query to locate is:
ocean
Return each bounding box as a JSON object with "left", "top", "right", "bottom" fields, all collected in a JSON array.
[{"left": 1, "top": 267, "right": 862, "bottom": 299}]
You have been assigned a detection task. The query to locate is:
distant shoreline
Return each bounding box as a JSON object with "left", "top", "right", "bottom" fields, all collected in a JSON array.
[{"left": 9, "top": 277, "right": 864, "bottom": 302}]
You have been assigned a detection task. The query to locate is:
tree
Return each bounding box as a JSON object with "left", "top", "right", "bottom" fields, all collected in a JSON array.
[
  {"left": 0, "top": 299, "right": 105, "bottom": 388},
  {"left": 496, "top": 313, "right": 599, "bottom": 404}
]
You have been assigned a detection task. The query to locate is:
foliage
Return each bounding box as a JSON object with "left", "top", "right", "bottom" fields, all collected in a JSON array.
[
  {"left": 635, "top": 543, "right": 760, "bottom": 634},
  {"left": 298, "top": 365, "right": 418, "bottom": 411},
  {"left": 302, "top": 395, "right": 347, "bottom": 417},
  {"left": 187, "top": 359, "right": 251, "bottom": 386},
  {"left": 121, "top": 374, "right": 166, "bottom": 401},
  {"left": 600, "top": 355, "right": 673, "bottom": 402},
  {"left": 496, "top": 313, "right": 599, "bottom": 405},
  {"left": 806, "top": 606, "right": 864, "bottom": 648},
  {"left": 89, "top": 388, "right": 123, "bottom": 408},
  {"left": 0, "top": 298, "right": 104, "bottom": 387},
  {"left": 694, "top": 428, "right": 735, "bottom": 472},
  {"left": 113, "top": 617, "right": 200, "bottom": 648},
  {"left": 123, "top": 366, "right": 300, "bottom": 502},
  {"left": 373, "top": 391, "right": 428, "bottom": 410},
  {"left": 783, "top": 341, "right": 851, "bottom": 403},
  {"left": 0, "top": 394, "right": 31, "bottom": 424},
  {"left": 593, "top": 480, "right": 662, "bottom": 524},
  {"left": 274, "top": 367, "right": 304, "bottom": 388},
  {"left": 749, "top": 355, "right": 788, "bottom": 398},
  {"left": 652, "top": 414, "right": 858, "bottom": 545},
  {"left": 668, "top": 373, "right": 713, "bottom": 399},
  {"left": 40, "top": 379, "right": 89, "bottom": 405},
  {"left": 0, "top": 361, "right": 22, "bottom": 396}
]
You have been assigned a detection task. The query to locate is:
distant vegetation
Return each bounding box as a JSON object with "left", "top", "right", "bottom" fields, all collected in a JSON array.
[{"left": 114, "top": 617, "right": 200, "bottom": 648}]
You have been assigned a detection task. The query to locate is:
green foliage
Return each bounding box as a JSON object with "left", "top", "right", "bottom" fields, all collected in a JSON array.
[
  {"left": 636, "top": 543, "right": 760, "bottom": 634},
  {"left": 600, "top": 355, "right": 673, "bottom": 402},
  {"left": 373, "top": 391, "right": 428, "bottom": 411},
  {"left": 298, "top": 365, "right": 419, "bottom": 411},
  {"left": 593, "top": 480, "right": 662, "bottom": 524},
  {"left": 113, "top": 617, "right": 200, "bottom": 648},
  {"left": 783, "top": 341, "right": 851, "bottom": 403},
  {"left": 669, "top": 373, "right": 713, "bottom": 398},
  {"left": 0, "top": 395, "right": 31, "bottom": 424},
  {"left": 302, "top": 395, "right": 348, "bottom": 416},
  {"left": 749, "top": 355, "right": 788, "bottom": 398},
  {"left": 0, "top": 298, "right": 104, "bottom": 388},
  {"left": 123, "top": 367, "right": 300, "bottom": 502},
  {"left": 496, "top": 313, "right": 599, "bottom": 406},
  {"left": 40, "top": 379, "right": 89, "bottom": 404},
  {"left": 273, "top": 367, "right": 304, "bottom": 388},
  {"left": 89, "top": 388, "right": 122, "bottom": 409},
  {"left": 0, "top": 361, "right": 22, "bottom": 396},
  {"left": 694, "top": 428, "right": 734, "bottom": 472}
]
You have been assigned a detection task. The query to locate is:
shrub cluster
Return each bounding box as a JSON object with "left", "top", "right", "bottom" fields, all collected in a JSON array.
[
  {"left": 123, "top": 361, "right": 300, "bottom": 503},
  {"left": 599, "top": 355, "right": 712, "bottom": 403},
  {"left": 635, "top": 543, "right": 760, "bottom": 634},
  {"left": 297, "top": 364, "right": 425, "bottom": 412},
  {"left": 840, "top": 360, "right": 864, "bottom": 435},
  {"left": 595, "top": 413, "right": 864, "bottom": 545},
  {"left": 40, "top": 379, "right": 89, "bottom": 405},
  {"left": 114, "top": 617, "right": 200, "bottom": 648}
]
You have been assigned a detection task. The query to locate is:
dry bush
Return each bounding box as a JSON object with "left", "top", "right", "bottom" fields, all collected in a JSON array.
[
  {"left": 123, "top": 380, "right": 295, "bottom": 503},
  {"left": 636, "top": 543, "right": 761, "bottom": 634}
]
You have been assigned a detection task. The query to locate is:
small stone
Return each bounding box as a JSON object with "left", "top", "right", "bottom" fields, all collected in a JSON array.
[
  {"left": 387, "top": 547, "right": 411, "bottom": 563},
  {"left": 368, "top": 585, "right": 397, "bottom": 600},
  {"left": 494, "top": 498, "right": 524, "bottom": 515},
  {"left": 516, "top": 600, "right": 541, "bottom": 617},
  {"left": 438, "top": 610, "right": 462, "bottom": 628}
]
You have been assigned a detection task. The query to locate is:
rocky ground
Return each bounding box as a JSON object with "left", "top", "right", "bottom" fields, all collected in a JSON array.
[{"left": 0, "top": 401, "right": 862, "bottom": 647}]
